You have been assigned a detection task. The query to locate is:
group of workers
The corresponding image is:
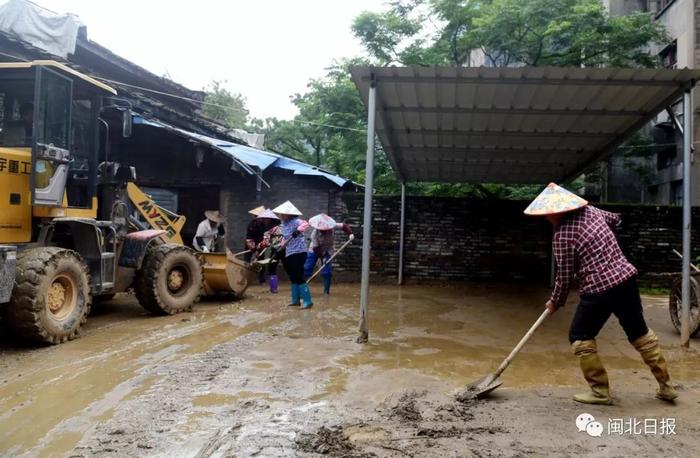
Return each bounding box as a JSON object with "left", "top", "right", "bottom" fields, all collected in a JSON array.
[
  {"left": 191, "top": 182, "right": 677, "bottom": 406},
  {"left": 193, "top": 200, "right": 352, "bottom": 310}
]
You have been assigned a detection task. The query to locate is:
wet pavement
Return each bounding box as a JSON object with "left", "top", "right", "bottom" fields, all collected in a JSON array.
[{"left": 0, "top": 283, "right": 698, "bottom": 457}]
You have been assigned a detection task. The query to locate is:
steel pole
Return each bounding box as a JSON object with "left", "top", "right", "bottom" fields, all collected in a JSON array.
[
  {"left": 358, "top": 77, "right": 377, "bottom": 343},
  {"left": 398, "top": 182, "right": 406, "bottom": 285},
  {"left": 681, "top": 89, "right": 693, "bottom": 347}
]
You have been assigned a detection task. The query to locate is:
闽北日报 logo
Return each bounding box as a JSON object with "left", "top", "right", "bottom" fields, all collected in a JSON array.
[{"left": 576, "top": 413, "right": 604, "bottom": 437}]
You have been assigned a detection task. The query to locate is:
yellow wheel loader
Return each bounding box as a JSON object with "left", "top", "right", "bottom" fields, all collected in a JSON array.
[
  {"left": 123, "top": 182, "right": 259, "bottom": 299},
  {"left": 0, "top": 61, "right": 255, "bottom": 345}
]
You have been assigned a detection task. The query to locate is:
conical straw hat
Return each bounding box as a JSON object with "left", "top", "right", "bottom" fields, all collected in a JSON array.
[
  {"left": 309, "top": 213, "right": 337, "bottom": 230},
  {"left": 204, "top": 210, "right": 226, "bottom": 223},
  {"left": 256, "top": 209, "right": 280, "bottom": 220},
  {"left": 523, "top": 183, "right": 588, "bottom": 216},
  {"left": 273, "top": 201, "right": 302, "bottom": 216},
  {"left": 248, "top": 205, "right": 266, "bottom": 216}
]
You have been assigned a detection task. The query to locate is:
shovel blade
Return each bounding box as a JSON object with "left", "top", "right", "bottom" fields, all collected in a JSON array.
[{"left": 468, "top": 374, "right": 504, "bottom": 399}]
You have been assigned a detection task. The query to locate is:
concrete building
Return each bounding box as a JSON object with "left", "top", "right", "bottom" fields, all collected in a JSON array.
[{"left": 599, "top": 0, "right": 700, "bottom": 205}]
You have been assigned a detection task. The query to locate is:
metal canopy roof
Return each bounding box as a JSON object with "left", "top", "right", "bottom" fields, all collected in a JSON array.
[{"left": 350, "top": 66, "right": 700, "bottom": 184}]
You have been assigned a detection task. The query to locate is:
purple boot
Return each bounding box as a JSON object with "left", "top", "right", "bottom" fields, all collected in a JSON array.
[{"left": 269, "top": 275, "right": 279, "bottom": 294}]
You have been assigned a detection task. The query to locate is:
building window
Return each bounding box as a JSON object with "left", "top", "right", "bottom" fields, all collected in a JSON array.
[
  {"left": 657, "top": 145, "right": 677, "bottom": 170},
  {"left": 671, "top": 180, "right": 683, "bottom": 206},
  {"left": 648, "top": 184, "right": 659, "bottom": 203},
  {"left": 660, "top": 41, "right": 677, "bottom": 69}
]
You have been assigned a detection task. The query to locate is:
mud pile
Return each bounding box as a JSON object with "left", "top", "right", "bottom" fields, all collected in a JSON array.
[
  {"left": 295, "top": 425, "right": 366, "bottom": 456},
  {"left": 387, "top": 391, "right": 423, "bottom": 422}
]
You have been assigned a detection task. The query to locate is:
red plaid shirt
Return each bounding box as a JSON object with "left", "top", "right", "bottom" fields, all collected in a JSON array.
[{"left": 551, "top": 205, "right": 637, "bottom": 308}]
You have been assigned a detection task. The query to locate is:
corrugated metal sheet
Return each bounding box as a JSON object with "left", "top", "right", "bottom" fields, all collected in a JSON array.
[
  {"left": 351, "top": 66, "right": 700, "bottom": 184},
  {"left": 132, "top": 115, "right": 352, "bottom": 187}
]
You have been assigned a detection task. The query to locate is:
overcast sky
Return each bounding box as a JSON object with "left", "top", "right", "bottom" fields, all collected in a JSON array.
[{"left": 35, "top": 0, "right": 385, "bottom": 120}]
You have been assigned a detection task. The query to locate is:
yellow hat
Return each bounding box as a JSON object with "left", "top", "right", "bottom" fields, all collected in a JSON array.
[
  {"left": 248, "top": 205, "right": 266, "bottom": 216},
  {"left": 524, "top": 183, "right": 588, "bottom": 216}
]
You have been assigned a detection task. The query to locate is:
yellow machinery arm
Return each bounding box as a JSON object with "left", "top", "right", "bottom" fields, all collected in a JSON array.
[
  {"left": 124, "top": 182, "right": 258, "bottom": 298},
  {"left": 126, "top": 182, "right": 186, "bottom": 245}
]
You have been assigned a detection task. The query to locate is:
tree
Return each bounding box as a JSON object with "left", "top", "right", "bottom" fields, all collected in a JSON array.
[
  {"left": 353, "top": 0, "right": 667, "bottom": 68},
  {"left": 201, "top": 80, "right": 249, "bottom": 130},
  {"left": 250, "top": 59, "right": 403, "bottom": 194},
  {"left": 472, "top": 0, "right": 667, "bottom": 67},
  {"left": 350, "top": 0, "right": 668, "bottom": 197}
]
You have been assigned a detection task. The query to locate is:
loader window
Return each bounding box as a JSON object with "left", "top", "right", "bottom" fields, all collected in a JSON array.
[
  {"left": 0, "top": 79, "right": 35, "bottom": 147},
  {"left": 35, "top": 70, "right": 71, "bottom": 149},
  {"left": 31, "top": 69, "right": 73, "bottom": 207},
  {"left": 66, "top": 93, "right": 98, "bottom": 208}
]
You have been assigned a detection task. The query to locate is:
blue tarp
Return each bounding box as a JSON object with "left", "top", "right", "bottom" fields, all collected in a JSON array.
[{"left": 133, "top": 115, "right": 351, "bottom": 187}]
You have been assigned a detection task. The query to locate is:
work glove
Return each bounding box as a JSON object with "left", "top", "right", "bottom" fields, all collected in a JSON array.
[
  {"left": 202, "top": 246, "right": 210, "bottom": 253},
  {"left": 349, "top": 234, "right": 355, "bottom": 241}
]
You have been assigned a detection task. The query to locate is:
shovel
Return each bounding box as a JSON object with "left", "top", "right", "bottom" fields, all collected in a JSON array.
[
  {"left": 305, "top": 237, "right": 354, "bottom": 284},
  {"left": 227, "top": 249, "right": 252, "bottom": 258},
  {"left": 467, "top": 308, "right": 550, "bottom": 399}
]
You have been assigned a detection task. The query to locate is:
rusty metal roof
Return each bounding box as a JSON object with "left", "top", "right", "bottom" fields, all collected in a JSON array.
[{"left": 350, "top": 66, "right": 700, "bottom": 184}]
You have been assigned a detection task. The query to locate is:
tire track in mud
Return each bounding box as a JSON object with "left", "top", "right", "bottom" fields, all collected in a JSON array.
[
  {"left": 3, "top": 302, "right": 292, "bottom": 456},
  {"left": 68, "top": 308, "right": 333, "bottom": 457}
]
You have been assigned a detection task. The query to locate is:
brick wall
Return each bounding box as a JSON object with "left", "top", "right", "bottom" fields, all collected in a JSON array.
[
  {"left": 116, "top": 126, "right": 696, "bottom": 285},
  {"left": 221, "top": 168, "right": 356, "bottom": 250},
  {"left": 330, "top": 195, "right": 698, "bottom": 284}
]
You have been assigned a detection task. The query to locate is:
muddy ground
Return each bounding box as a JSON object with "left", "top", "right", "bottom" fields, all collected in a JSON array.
[{"left": 0, "top": 283, "right": 699, "bottom": 457}]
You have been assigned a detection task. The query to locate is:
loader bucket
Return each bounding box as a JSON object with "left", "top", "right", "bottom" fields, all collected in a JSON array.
[{"left": 201, "top": 252, "right": 260, "bottom": 297}]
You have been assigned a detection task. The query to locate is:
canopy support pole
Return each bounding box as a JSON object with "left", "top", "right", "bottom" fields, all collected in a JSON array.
[
  {"left": 358, "top": 75, "right": 377, "bottom": 344},
  {"left": 681, "top": 88, "right": 693, "bottom": 348},
  {"left": 398, "top": 182, "right": 406, "bottom": 285}
]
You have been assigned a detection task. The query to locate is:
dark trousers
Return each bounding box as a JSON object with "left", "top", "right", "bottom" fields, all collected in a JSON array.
[
  {"left": 282, "top": 252, "right": 307, "bottom": 284},
  {"left": 569, "top": 277, "right": 648, "bottom": 343},
  {"left": 268, "top": 249, "right": 281, "bottom": 276}
]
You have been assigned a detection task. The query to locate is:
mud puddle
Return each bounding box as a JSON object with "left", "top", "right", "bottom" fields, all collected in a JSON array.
[{"left": 0, "top": 284, "right": 698, "bottom": 456}]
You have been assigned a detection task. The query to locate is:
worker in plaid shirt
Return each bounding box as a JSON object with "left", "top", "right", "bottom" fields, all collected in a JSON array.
[{"left": 525, "top": 183, "right": 677, "bottom": 405}]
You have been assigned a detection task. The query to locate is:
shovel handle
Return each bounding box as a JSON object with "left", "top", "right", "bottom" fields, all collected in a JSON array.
[
  {"left": 492, "top": 309, "right": 550, "bottom": 380},
  {"left": 229, "top": 249, "right": 251, "bottom": 257},
  {"left": 306, "top": 238, "right": 353, "bottom": 284}
]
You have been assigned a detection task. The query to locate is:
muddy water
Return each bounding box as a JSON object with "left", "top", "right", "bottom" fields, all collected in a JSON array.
[{"left": 0, "top": 284, "right": 698, "bottom": 456}]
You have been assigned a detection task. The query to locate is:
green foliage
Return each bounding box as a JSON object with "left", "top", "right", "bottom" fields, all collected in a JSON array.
[
  {"left": 249, "top": 59, "right": 402, "bottom": 193},
  {"left": 202, "top": 80, "right": 249, "bottom": 130},
  {"left": 472, "top": 0, "right": 667, "bottom": 67},
  {"left": 255, "top": 1, "right": 668, "bottom": 197},
  {"left": 618, "top": 132, "right": 656, "bottom": 182},
  {"left": 352, "top": 0, "right": 667, "bottom": 67},
  {"left": 638, "top": 286, "right": 669, "bottom": 296}
]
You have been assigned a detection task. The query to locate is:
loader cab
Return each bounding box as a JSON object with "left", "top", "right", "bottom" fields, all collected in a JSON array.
[{"left": 0, "top": 61, "right": 116, "bottom": 211}]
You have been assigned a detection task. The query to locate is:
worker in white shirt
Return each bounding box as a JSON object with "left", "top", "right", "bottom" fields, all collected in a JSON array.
[{"left": 193, "top": 210, "right": 226, "bottom": 253}]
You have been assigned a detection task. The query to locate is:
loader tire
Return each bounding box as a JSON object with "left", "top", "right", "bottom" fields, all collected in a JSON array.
[
  {"left": 134, "top": 244, "right": 203, "bottom": 315},
  {"left": 1, "top": 247, "right": 91, "bottom": 345}
]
